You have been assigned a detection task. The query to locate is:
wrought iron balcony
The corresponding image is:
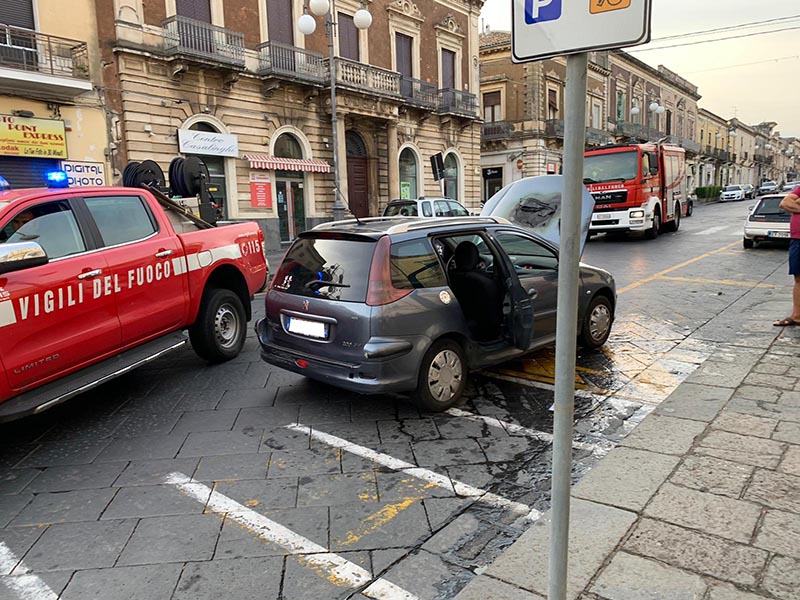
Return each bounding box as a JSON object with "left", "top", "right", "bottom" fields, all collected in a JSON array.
[
  {"left": 437, "top": 89, "right": 478, "bottom": 117},
  {"left": 545, "top": 119, "right": 564, "bottom": 138},
  {"left": 616, "top": 121, "right": 664, "bottom": 143},
  {"left": 754, "top": 153, "right": 773, "bottom": 165},
  {"left": 665, "top": 135, "right": 702, "bottom": 154},
  {"left": 482, "top": 121, "right": 514, "bottom": 140},
  {"left": 400, "top": 76, "right": 437, "bottom": 109},
  {"left": 162, "top": 16, "right": 245, "bottom": 69},
  {"left": 546, "top": 120, "right": 611, "bottom": 145},
  {"left": 329, "top": 57, "right": 401, "bottom": 97},
  {"left": 258, "top": 41, "right": 325, "bottom": 83},
  {"left": 0, "top": 23, "right": 91, "bottom": 96}
]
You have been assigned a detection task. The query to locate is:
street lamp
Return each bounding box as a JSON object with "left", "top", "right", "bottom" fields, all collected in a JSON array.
[{"left": 299, "top": 0, "right": 372, "bottom": 221}]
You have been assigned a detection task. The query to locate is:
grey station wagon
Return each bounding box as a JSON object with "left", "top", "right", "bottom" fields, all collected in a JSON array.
[{"left": 256, "top": 217, "right": 616, "bottom": 411}]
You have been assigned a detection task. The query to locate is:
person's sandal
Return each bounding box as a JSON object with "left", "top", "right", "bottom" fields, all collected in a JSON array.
[{"left": 773, "top": 317, "right": 800, "bottom": 327}]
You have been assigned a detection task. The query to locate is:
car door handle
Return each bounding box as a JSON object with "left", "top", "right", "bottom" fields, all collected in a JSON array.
[
  {"left": 528, "top": 288, "right": 538, "bottom": 299},
  {"left": 155, "top": 249, "right": 174, "bottom": 258},
  {"left": 77, "top": 269, "right": 103, "bottom": 280}
]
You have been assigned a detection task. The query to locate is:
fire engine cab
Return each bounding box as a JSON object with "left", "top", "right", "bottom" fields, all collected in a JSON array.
[{"left": 584, "top": 143, "right": 689, "bottom": 239}]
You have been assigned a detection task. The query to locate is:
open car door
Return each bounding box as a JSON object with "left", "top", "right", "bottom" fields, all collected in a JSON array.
[{"left": 481, "top": 175, "right": 595, "bottom": 255}]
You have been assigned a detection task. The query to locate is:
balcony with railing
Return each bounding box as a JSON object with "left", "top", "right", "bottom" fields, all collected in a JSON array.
[
  {"left": 665, "top": 135, "right": 702, "bottom": 154},
  {"left": 0, "top": 23, "right": 91, "bottom": 96},
  {"left": 258, "top": 41, "right": 325, "bottom": 84},
  {"left": 616, "top": 121, "right": 664, "bottom": 143},
  {"left": 482, "top": 121, "right": 514, "bottom": 140},
  {"left": 545, "top": 120, "right": 611, "bottom": 145},
  {"left": 754, "top": 152, "right": 773, "bottom": 165},
  {"left": 437, "top": 89, "right": 478, "bottom": 118},
  {"left": 400, "top": 76, "right": 437, "bottom": 109},
  {"left": 162, "top": 16, "right": 245, "bottom": 69},
  {"left": 327, "top": 57, "right": 401, "bottom": 98}
]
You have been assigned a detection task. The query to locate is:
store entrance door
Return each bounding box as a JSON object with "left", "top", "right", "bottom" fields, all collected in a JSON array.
[{"left": 276, "top": 178, "right": 306, "bottom": 242}]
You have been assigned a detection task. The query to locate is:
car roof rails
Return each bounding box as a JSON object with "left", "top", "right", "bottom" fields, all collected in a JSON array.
[{"left": 386, "top": 216, "right": 512, "bottom": 234}]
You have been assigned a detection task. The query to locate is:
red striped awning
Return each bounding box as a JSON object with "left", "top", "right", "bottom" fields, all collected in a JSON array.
[{"left": 244, "top": 154, "right": 331, "bottom": 173}]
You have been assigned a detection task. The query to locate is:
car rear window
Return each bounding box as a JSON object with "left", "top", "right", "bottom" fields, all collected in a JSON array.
[
  {"left": 272, "top": 236, "right": 374, "bottom": 302},
  {"left": 390, "top": 239, "right": 447, "bottom": 290},
  {"left": 755, "top": 197, "right": 785, "bottom": 215},
  {"left": 384, "top": 202, "right": 418, "bottom": 217}
]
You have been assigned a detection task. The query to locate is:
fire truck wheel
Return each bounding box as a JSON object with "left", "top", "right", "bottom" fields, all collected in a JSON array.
[
  {"left": 190, "top": 288, "right": 247, "bottom": 363},
  {"left": 645, "top": 209, "right": 661, "bottom": 239},
  {"left": 664, "top": 203, "right": 681, "bottom": 233}
]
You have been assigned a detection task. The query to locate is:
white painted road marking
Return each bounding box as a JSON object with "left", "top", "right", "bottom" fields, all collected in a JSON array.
[
  {"left": 0, "top": 542, "right": 58, "bottom": 600},
  {"left": 286, "top": 424, "right": 541, "bottom": 521},
  {"left": 694, "top": 225, "right": 729, "bottom": 235},
  {"left": 444, "top": 408, "right": 612, "bottom": 457},
  {"left": 165, "top": 473, "right": 418, "bottom": 600}
]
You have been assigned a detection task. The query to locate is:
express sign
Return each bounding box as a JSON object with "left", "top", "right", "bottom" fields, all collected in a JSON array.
[{"left": 512, "top": 0, "right": 652, "bottom": 62}]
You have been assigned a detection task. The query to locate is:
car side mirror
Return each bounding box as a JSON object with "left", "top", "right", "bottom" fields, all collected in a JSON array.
[{"left": 0, "top": 241, "right": 49, "bottom": 274}]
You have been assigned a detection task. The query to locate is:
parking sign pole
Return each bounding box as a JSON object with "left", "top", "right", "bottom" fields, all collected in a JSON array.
[{"left": 549, "top": 51, "right": 588, "bottom": 600}]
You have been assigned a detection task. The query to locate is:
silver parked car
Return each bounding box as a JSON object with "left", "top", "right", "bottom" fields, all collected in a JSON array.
[
  {"left": 383, "top": 197, "right": 470, "bottom": 218},
  {"left": 256, "top": 216, "right": 616, "bottom": 411},
  {"left": 743, "top": 194, "right": 790, "bottom": 248}
]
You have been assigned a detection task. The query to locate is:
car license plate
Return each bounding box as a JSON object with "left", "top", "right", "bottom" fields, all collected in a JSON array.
[
  {"left": 768, "top": 231, "right": 789, "bottom": 238},
  {"left": 594, "top": 213, "right": 612, "bottom": 221},
  {"left": 286, "top": 317, "right": 328, "bottom": 339}
]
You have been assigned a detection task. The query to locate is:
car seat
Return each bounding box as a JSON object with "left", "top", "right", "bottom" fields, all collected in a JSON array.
[{"left": 448, "top": 241, "right": 503, "bottom": 341}]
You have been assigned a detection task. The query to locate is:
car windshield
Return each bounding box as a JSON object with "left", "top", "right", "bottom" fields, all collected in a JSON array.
[
  {"left": 271, "top": 235, "right": 374, "bottom": 302},
  {"left": 583, "top": 151, "right": 638, "bottom": 184},
  {"left": 384, "top": 202, "right": 418, "bottom": 217},
  {"left": 755, "top": 197, "right": 785, "bottom": 215},
  {"left": 725, "top": 186, "right": 742, "bottom": 191}
]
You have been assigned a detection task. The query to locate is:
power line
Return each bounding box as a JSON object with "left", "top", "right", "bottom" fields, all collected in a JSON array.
[
  {"left": 651, "top": 14, "right": 800, "bottom": 42},
  {"left": 682, "top": 55, "right": 800, "bottom": 74},
  {"left": 630, "top": 25, "right": 800, "bottom": 52}
]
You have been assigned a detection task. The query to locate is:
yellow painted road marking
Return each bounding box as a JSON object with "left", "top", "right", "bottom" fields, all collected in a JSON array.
[
  {"left": 617, "top": 241, "right": 740, "bottom": 294},
  {"left": 657, "top": 275, "right": 779, "bottom": 289},
  {"left": 338, "top": 496, "right": 422, "bottom": 547}
]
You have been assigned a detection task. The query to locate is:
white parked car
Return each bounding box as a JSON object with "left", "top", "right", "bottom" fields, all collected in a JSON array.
[
  {"left": 782, "top": 182, "right": 799, "bottom": 193},
  {"left": 743, "top": 194, "right": 790, "bottom": 248},
  {"left": 758, "top": 181, "right": 778, "bottom": 195},
  {"left": 383, "top": 198, "right": 470, "bottom": 218},
  {"left": 720, "top": 185, "right": 745, "bottom": 202}
]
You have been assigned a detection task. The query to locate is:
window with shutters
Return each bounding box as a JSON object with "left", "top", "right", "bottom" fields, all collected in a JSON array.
[
  {"left": 267, "top": 0, "right": 293, "bottom": 45},
  {"left": 0, "top": 0, "right": 35, "bottom": 29},
  {"left": 441, "top": 48, "right": 455, "bottom": 90},
  {"left": 483, "top": 91, "right": 501, "bottom": 123},
  {"left": 547, "top": 88, "right": 559, "bottom": 120},
  {"left": 395, "top": 33, "right": 413, "bottom": 78},
  {"left": 338, "top": 13, "right": 359, "bottom": 61},
  {"left": 175, "top": 0, "right": 211, "bottom": 22}
]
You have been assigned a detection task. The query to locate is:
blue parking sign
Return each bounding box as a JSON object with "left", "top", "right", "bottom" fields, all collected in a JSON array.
[{"left": 525, "top": 0, "right": 562, "bottom": 24}]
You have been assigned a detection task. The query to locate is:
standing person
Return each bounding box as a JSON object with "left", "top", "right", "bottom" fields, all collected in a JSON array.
[{"left": 775, "top": 183, "right": 800, "bottom": 326}]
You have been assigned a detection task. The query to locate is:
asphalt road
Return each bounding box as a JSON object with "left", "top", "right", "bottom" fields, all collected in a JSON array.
[{"left": 0, "top": 199, "right": 793, "bottom": 600}]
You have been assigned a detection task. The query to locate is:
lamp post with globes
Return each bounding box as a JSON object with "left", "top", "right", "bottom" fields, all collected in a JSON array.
[{"left": 298, "top": 0, "right": 372, "bottom": 221}]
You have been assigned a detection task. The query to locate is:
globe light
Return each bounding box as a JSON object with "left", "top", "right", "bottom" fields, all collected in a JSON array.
[
  {"left": 649, "top": 101, "right": 659, "bottom": 112},
  {"left": 298, "top": 13, "right": 317, "bottom": 35},
  {"left": 630, "top": 105, "right": 640, "bottom": 116},
  {"left": 353, "top": 8, "right": 372, "bottom": 30},
  {"left": 656, "top": 105, "right": 665, "bottom": 114},
  {"left": 309, "top": 0, "right": 330, "bottom": 16}
]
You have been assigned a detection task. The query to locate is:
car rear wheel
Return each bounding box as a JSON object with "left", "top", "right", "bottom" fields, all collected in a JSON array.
[
  {"left": 190, "top": 288, "right": 247, "bottom": 363},
  {"left": 579, "top": 295, "right": 613, "bottom": 349},
  {"left": 743, "top": 237, "right": 754, "bottom": 249},
  {"left": 414, "top": 340, "right": 466, "bottom": 412},
  {"left": 664, "top": 203, "right": 681, "bottom": 232}
]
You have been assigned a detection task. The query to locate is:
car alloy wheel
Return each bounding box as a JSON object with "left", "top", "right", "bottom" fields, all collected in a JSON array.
[{"left": 428, "top": 349, "right": 463, "bottom": 403}]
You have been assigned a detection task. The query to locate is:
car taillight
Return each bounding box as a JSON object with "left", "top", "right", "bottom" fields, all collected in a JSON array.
[{"left": 366, "top": 236, "right": 412, "bottom": 307}]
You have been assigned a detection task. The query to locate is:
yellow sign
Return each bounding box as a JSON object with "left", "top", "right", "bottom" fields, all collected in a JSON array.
[
  {"left": 0, "top": 115, "right": 67, "bottom": 159},
  {"left": 590, "top": 0, "right": 632, "bottom": 14}
]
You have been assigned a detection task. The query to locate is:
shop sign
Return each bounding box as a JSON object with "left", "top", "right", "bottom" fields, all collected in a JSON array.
[
  {"left": 61, "top": 161, "right": 106, "bottom": 186},
  {"left": 178, "top": 129, "right": 238, "bottom": 158},
  {"left": 483, "top": 168, "right": 502, "bottom": 178},
  {"left": 249, "top": 172, "right": 272, "bottom": 208},
  {"left": 0, "top": 115, "right": 67, "bottom": 159}
]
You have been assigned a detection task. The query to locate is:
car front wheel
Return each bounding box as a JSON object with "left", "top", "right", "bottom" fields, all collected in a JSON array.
[
  {"left": 189, "top": 288, "right": 247, "bottom": 363},
  {"left": 414, "top": 340, "right": 467, "bottom": 412},
  {"left": 579, "top": 295, "right": 613, "bottom": 349}
]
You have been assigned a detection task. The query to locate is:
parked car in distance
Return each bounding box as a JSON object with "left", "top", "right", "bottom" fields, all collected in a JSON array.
[
  {"left": 720, "top": 185, "right": 746, "bottom": 202},
  {"left": 0, "top": 183, "right": 268, "bottom": 421},
  {"left": 382, "top": 198, "right": 470, "bottom": 218},
  {"left": 257, "top": 216, "right": 616, "bottom": 411},
  {"left": 782, "top": 182, "right": 799, "bottom": 193},
  {"left": 743, "top": 194, "right": 790, "bottom": 248},
  {"left": 758, "top": 181, "right": 778, "bottom": 195},
  {"left": 742, "top": 183, "right": 755, "bottom": 199}
]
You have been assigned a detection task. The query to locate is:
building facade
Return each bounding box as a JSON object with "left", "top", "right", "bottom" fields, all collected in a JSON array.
[
  {"left": 0, "top": 0, "right": 110, "bottom": 188},
  {"left": 94, "top": 0, "right": 482, "bottom": 250}
]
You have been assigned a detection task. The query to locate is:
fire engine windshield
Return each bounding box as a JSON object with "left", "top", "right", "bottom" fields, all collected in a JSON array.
[{"left": 583, "top": 150, "right": 638, "bottom": 184}]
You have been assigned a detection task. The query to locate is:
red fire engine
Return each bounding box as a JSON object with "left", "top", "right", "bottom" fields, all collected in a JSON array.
[{"left": 584, "top": 143, "right": 689, "bottom": 239}]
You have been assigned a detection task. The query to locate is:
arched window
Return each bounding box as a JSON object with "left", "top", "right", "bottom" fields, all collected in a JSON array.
[
  {"left": 444, "top": 152, "right": 459, "bottom": 201},
  {"left": 274, "top": 133, "right": 303, "bottom": 159},
  {"left": 399, "top": 148, "right": 418, "bottom": 200}
]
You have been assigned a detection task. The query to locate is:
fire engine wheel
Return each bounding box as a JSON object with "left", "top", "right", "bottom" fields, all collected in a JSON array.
[
  {"left": 190, "top": 288, "right": 247, "bottom": 363},
  {"left": 664, "top": 203, "right": 681, "bottom": 233},
  {"left": 645, "top": 209, "right": 661, "bottom": 239}
]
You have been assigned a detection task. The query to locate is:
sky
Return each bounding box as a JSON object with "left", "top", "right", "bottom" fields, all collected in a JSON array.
[{"left": 479, "top": 0, "right": 800, "bottom": 137}]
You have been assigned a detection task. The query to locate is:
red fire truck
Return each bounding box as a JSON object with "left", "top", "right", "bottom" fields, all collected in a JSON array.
[{"left": 584, "top": 143, "right": 689, "bottom": 239}]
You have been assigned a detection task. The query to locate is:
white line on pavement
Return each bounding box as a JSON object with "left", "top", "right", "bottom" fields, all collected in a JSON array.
[
  {"left": 286, "top": 424, "right": 541, "bottom": 521},
  {"left": 0, "top": 542, "right": 58, "bottom": 600},
  {"left": 164, "top": 473, "right": 417, "bottom": 600},
  {"left": 694, "top": 225, "right": 730, "bottom": 235},
  {"left": 444, "top": 408, "right": 612, "bottom": 457}
]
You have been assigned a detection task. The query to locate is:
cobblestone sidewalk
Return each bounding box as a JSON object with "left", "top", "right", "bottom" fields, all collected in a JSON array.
[{"left": 456, "top": 329, "right": 800, "bottom": 600}]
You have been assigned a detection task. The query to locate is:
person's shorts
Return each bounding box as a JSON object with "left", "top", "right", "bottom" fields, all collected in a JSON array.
[{"left": 790, "top": 238, "right": 800, "bottom": 275}]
